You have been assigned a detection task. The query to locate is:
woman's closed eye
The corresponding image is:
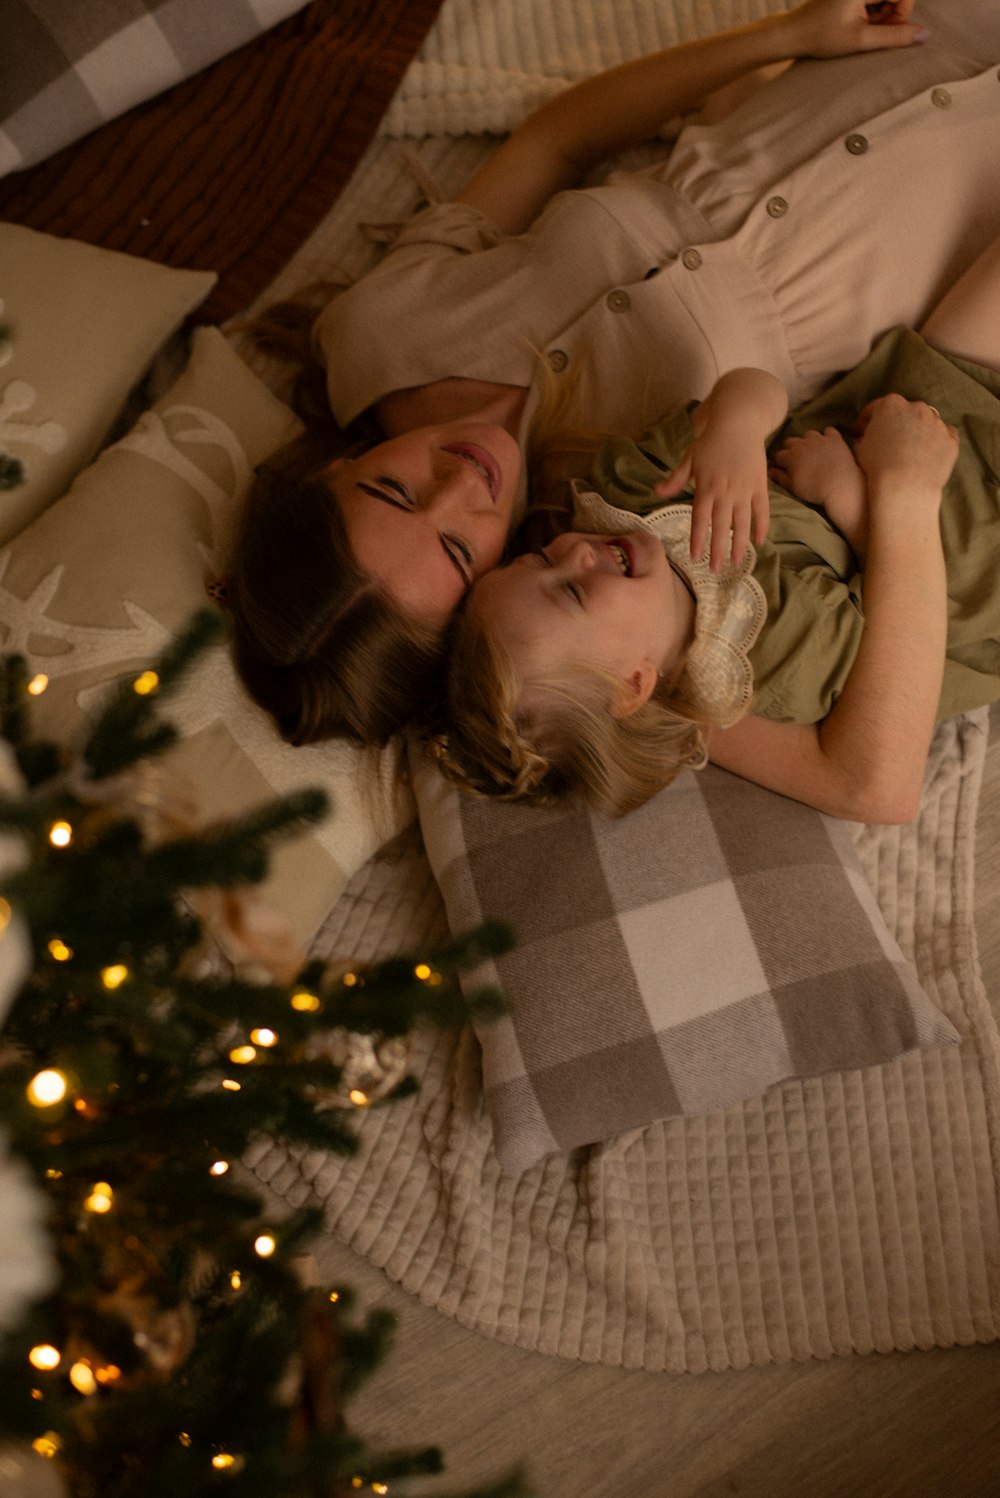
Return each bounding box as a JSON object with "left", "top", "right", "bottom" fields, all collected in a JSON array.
[
  {"left": 358, "top": 477, "right": 413, "bottom": 508},
  {"left": 359, "top": 478, "right": 473, "bottom": 588}
]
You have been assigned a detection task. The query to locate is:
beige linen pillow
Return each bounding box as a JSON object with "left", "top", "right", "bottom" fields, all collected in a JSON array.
[
  {"left": 411, "top": 748, "right": 960, "bottom": 1175},
  {"left": 0, "top": 222, "right": 216, "bottom": 543},
  {"left": 0, "top": 325, "right": 413, "bottom": 947}
]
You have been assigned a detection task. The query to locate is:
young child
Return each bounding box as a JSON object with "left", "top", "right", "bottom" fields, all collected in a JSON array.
[{"left": 432, "top": 319, "right": 1000, "bottom": 824}]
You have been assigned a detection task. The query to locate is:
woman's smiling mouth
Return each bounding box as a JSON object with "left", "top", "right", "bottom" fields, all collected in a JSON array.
[{"left": 442, "top": 443, "right": 500, "bottom": 500}]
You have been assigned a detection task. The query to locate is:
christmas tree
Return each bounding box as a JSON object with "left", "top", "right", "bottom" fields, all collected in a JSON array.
[{"left": 0, "top": 612, "right": 529, "bottom": 1498}]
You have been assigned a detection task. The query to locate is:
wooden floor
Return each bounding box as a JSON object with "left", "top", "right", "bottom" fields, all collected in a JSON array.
[{"left": 308, "top": 703, "right": 1000, "bottom": 1498}]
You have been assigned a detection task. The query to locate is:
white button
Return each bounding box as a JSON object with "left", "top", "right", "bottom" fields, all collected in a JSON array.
[
  {"left": 931, "top": 87, "right": 952, "bottom": 109},
  {"left": 548, "top": 348, "right": 568, "bottom": 373},
  {"left": 606, "top": 289, "right": 631, "bottom": 313},
  {"left": 681, "top": 248, "right": 703, "bottom": 270},
  {"left": 766, "top": 196, "right": 789, "bottom": 219},
  {"left": 845, "top": 133, "right": 868, "bottom": 155}
]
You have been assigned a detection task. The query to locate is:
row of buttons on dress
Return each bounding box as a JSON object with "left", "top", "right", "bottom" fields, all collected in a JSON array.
[{"left": 546, "top": 85, "right": 972, "bottom": 372}]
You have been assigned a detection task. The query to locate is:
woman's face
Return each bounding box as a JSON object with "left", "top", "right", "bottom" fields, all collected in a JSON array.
[{"left": 332, "top": 421, "right": 522, "bottom": 623}]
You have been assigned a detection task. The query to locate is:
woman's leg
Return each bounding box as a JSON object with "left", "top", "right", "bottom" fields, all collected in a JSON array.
[{"left": 921, "top": 236, "right": 1000, "bottom": 373}]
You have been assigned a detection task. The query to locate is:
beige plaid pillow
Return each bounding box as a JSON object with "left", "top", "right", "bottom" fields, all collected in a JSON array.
[{"left": 411, "top": 750, "right": 959, "bottom": 1174}]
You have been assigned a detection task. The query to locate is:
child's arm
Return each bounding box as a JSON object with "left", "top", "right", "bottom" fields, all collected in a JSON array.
[
  {"left": 707, "top": 396, "right": 957, "bottom": 823},
  {"left": 655, "top": 367, "right": 788, "bottom": 571},
  {"left": 768, "top": 426, "right": 870, "bottom": 559},
  {"left": 456, "top": 0, "right": 928, "bottom": 236}
]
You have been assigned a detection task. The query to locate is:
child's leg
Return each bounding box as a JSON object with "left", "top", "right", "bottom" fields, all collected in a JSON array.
[
  {"left": 921, "top": 234, "right": 1000, "bottom": 373},
  {"left": 768, "top": 428, "right": 868, "bottom": 560}
]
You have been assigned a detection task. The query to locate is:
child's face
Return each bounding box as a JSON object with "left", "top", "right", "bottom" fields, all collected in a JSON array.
[{"left": 470, "top": 529, "right": 691, "bottom": 709}]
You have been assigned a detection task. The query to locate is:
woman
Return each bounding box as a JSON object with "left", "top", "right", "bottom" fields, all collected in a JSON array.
[{"left": 228, "top": 0, "right": 1000, "bottom": 746}]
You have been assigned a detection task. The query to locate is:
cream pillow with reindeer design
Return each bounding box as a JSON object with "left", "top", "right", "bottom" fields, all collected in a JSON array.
[
  {"left": 0, "top": 324, "right": 414, "bottom": 947},
  {"left": 0, "top": 222, "right": 215, "bottom": 541}
]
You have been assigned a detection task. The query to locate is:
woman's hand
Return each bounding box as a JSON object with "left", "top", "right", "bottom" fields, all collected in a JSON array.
[
  {"left": 851, "top": 393, "right": 959, "bottom": 500},
  {"left": 783, "top": 0, "right": 929, "bottom": 57}
]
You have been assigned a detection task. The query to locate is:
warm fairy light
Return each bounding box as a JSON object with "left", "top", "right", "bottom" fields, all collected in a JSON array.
[
  {"left": 48, "top": 820, "right": 72, "bottom": 848},
  {"left": 133, "top": 670, "right": 159, "bottom": 695},
  {"left": 352, "top": 1482, "right": 364, "bottom": 1491},
  {"left": 31, "top": 1388, "right": 43, "bottom": 1401},
  {"left": 84, "top": 1182, "right": 114, "bottom": 1214},
  {"left": 69, "top": 1361, "right": 97, "bottom": 1396},
  {"left": 28, "top": 1345, "right": 60, "bottom": 1371},
  {"left": 27, "top": 1069, "right": 68, "bottom": 1107},
  {"left": 45, "top": 1168, "right": 63, "bottom": 1180},
  {"left": 329, "top": 1290, "right": 340, "bottom": 1303},
  {"left": 230, "top": 1271, "right": 242, "bottom": 1290},
  {"left": 221, "top": 1078, "right": 241, "bottom": 1092},
  {"left": 94, "top": 1365, "right": 121, "bottom": 1385},
  {"left": 27, "top": 672, "right": 49, "bottom": 695},
  {"left": 290, "top": 989, "right": 320, "bottom": 1012},
  {"left": 0, "top": 897, "right": 11, "bottom": 931},
  {"left": 342, "top": 971, "right": 358, "bottom": 987},
  {"left": 210, "top": 1160, "right": 229, "bottom": 1176},
  {"left": 178, "top": 1433, "right": 192, "bottom": 1448},
  {"left": 253, "top": 1234, "right": 276, "bottom": 1258},
  {"left": 229, "top": 1044, "right": 256, "bottom": 1065},
  {"left": 425, "top": 971, "right": 443, "bottom": 986},
  {"left": 47, "top": 938, "right": 72, "bottom": 962},
  {"left": 372, "top": 1485, "right": 389, "bottom": 1494},
  {"left": 32, "top": 1433, "right": 60, "bottom": 1459},
  {"left": 349, "top": 1089, "right": 370, "bottom": 1108},
  {"left": 250, "top": 1027, "right": 277, "bottom": 1047},
  {"left": 211, "top": 1454, "right": 236, "bottom": 1470},
  {"left": 414, "top": 963, "right": 432, "bottom": 980},
  {"left": 101, "top": 963, "right": 129, "bottom": 989}
]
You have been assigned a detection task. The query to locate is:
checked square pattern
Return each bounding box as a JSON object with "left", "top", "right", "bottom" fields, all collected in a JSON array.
[{"left": 412, "top": 752, "right": 958, "bottom": 1174}]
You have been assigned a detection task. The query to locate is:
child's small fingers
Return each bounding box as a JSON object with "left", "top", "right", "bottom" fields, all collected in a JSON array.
[
  {"left": 752, "top": 493, "right": 770, "bottom": 546},
  {"left": 709, "top": 502, "right": 734, "bottom": 572},
  {"left": 689, "top": 504, "right": 710, "bottom": 562},
  {"left": 729, "top": 506, "right": 751, "bottom": 571}
]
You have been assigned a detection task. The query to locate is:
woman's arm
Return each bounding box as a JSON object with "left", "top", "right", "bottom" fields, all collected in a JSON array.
[
  {"left": 707, "top": 395, "right": 957, "bottom": 823},
  {"left": 457, "top": 0, "right": 928, "bottom": 235}
]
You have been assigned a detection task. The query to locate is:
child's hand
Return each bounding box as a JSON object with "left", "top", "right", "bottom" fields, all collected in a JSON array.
[{"left": 655, "top": 422, "right": 771, "bottom": 572}]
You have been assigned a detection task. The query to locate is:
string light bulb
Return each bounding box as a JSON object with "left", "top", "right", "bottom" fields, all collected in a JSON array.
[
  {"left": 28, "top": 1345, "right": 60, "bottom": 1371},
  {"left": 31, "top": 1433, "right": 60, "bottom": 1460},
  {"left": 221, "top": 1078, "right": 241, "bottom": 1092},
  {"left": 253, "top": 1234, "right": 276, "bottom": 1258},
  {"left": 211, "top": 1453, "right": 238, "bottom": 1470},
  {"left": 290, "top": 989, "right": 320, "bottom": 1012},
  {"left": 84, "top": 1182, "right": 114, "bottom": 1214},
  {"left": 349, "top": 1089, "right": 370, "bottom": 1108},
  {"left": 47, "top": 938, "right": 72, "bottom": 962},
  {"left": 342, "top": 971, "right": 358, "bottom": 988},
  {"left": 229, "top": 1045, "right": 256, "bottom": 1065},
  {"left": 69, "top": 1361, "right": 97, "bottom": 1396},
  {"left": 27, "top": 672, "right": 48, "bottom": 695},
  {"left": 48, "top": 820, "right": 72, "bottom": 848},
  {"left": 414, "top": 963, "right": 431, "bottom": 980},
  {"left": 210, "top": 1160, "right": 229, "bottom": 1176},
  {"left": 249, "top": 1027, "right": 277, "bottom": 1047},
  {"left": 27, "top": 1069, "right": 67, "bottom": 1107},
  {"left": 133, "top": 670, "right": 159, "bottom": 695},
  {"left": 230, "top": 1271, "right": 242, "bottom": 1290},
  {"left": 101, "top": 963, "right": 129, "bottom": 989}
]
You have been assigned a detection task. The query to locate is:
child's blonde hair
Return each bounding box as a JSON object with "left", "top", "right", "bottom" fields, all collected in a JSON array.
[{"left": 433, "top": 602, "right": 711, "bottom": 817}]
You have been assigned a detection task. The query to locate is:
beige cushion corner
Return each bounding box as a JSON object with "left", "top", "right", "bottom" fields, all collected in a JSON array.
[
  {"left": 0, "top": 325, "right": 414, "bottom": 947},
  {"left": 0, "top": 222, "right": 216, "bottom": 542}
]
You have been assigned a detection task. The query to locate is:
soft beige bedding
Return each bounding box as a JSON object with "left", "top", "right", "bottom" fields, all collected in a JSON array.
[{"left": 245, "top": 0, "right": 1000, "bottom": 1372}]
